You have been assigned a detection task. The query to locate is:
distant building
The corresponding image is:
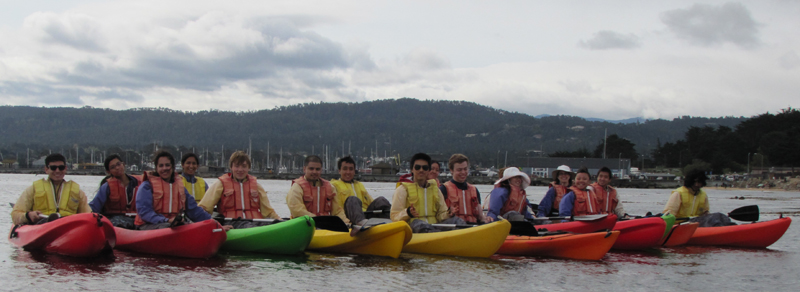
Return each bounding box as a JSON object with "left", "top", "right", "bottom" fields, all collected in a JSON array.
[
  {"left": 506, "top": 157, "right": 632, "bottom": 179},
  {"left": 370, "top": 162, "right": 398, "bottom": 175}
]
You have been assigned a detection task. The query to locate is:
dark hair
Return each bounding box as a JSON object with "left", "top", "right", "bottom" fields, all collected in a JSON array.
[
  {"left": 447, "top": 153, "right": 469, "bottom": 171},
  {"left": 430, "top": 161, "right": 441, "bottom": 169},
  {"left": 337, "top": 156, "right": 356, "bottom": 170},
  {"left": 684, "top": 169, "right": 708, "bottom": 188},
  {"left": 410, "top": 153, "right": 431, "bottom": 166},
  {"left": 153, "top": 151, "right": 175, "bottom": 169},
  {"left": 596, "top": 167, "right": 612, "bottom": 178},
  {"left": 181, "top": 153, "right": 199, "bottom": 165},
  {"left": 104, "top": 154, "right": 123, "bottom": 171},
  {"left": 45, "top": 153, "right": 66, "bottom": 166},
  {"left": 552, "top": 170, "right": 573, "bottom": 186},
  {"left": 304, "top": 155, "right": 322, "bottom": 167},
  {"left": 575, "top": 167, "right": 590, "bottom": 177}
]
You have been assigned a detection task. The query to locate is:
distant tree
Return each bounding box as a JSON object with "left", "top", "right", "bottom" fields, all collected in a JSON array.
[
  {"left": 550, "top": 148, "right": 592, "bottom": 158},
  {"left": 593, "top": 134, "right": 638, "bottom": 160}
]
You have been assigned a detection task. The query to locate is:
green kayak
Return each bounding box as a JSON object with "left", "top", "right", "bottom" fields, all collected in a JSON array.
[
  {"left": 661, "top": 213, "right": 676, "bottom": 240},
  {"left": 221, "top": 216, "right": 315, "bottom": 255}
]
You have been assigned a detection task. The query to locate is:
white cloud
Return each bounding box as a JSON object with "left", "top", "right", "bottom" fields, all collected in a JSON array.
[
  {"left": 660, "top": 2, "right": 761, "bottom": 48},
  {"left": 578, "top": 31, "right": 641, "bottom": 50}
]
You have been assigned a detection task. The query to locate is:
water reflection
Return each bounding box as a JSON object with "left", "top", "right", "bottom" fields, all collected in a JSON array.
[{"left": 10, "top": 249, "right": 116, "bottom": 274}]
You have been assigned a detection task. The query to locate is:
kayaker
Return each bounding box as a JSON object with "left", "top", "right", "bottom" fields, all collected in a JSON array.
[
  {"left": 429, "top": 161, "right": 442, "bottom": 186},
  {"left": 440, "top": 154, "right": 492, "bottom": 224},
  {"left": 180, "top": 153, "right": 208, "bottom": 203},
  {"left": 390, "top": 153, "right": 465, "bottom": 233},
  {"left": 663, "top": 169, "right": 710, "bottom": 219},
  {"left": 11, "top": 153, "right": 91, "bottom": 225},
  {"left": 199, "top": 151, "right": 281, "bottom": 229},
  {"left": 89, "top": 154, "right": 142, "bottom": 229},
  {"left": 286, "top": 155, "right": 345, "bottom": 220},
  {"left": 591, "top": 167, "right": 629, "bottom": 219},
  {"left": 134, "top": 151, "right": 221, "bottom": 230},
  {"left": 331, "top": 156, "right": 391, "bottom": 226},
  {"left": 558, "top": 167, "right": 601, "bottom": 217},
  {"left": 537, "top": 165, "right": 573, "bottom": 217},
  {"left": 486, "top": 167, "right": 534, "bottom": 221}
]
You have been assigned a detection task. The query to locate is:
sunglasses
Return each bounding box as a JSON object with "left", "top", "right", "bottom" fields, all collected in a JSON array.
[
  {"left": 48, "top": 165, "right": 66, "bottom": 171},
  {"left": 413, "top": 165, "right": 430, "bottom": 171}
]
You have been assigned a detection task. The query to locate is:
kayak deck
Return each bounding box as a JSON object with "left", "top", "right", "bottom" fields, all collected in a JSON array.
[
  {"left": 535, "top": 214, "right": 617, "bottom": 233},
  {"left": 403, "top": 220, "right": 511, "bottom": 258},
  {"left": 498, "top": 230, "right": 620, "bottom": 260},
  {"left": 612, "top": 217, "right": 666, "bottom": 250},
  {"left": 308, "top": 221, "right": 412, "bottom": 258},
  {"left": 8, "top": 213, "right": 116, "bottom": 257},
  {"left": 222, "top": 216, "right": 315, "bottom": 255},
  {"left": 686, "top": 217, "right": 791, "bottom": 248},
  {"left": 115, "top": 219, "right": 227, "bottom": 259},
  {"left": 661, "top": 222, "right": 699, "bottom": 247}
]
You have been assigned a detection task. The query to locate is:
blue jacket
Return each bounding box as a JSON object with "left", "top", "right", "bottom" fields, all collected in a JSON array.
[
  {"left": 89, "top": 174, "right": 140, "bottom": 213},
  {"left": 537, "top": 187, "right": 559, "bottom": 217},
  {"left": 135, "top": 181, "right": 211, "bottom": 224},
  {"left": 558, "top": 191, "right": 577, "bottom": 217},
  {"left": 487, "top": 187, "right": 534, "bottom": 220}
]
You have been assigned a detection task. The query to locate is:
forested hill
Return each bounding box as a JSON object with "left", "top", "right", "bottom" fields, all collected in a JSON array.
[{"left": 0, "top": 98, "right": 746, "bottom": 165}]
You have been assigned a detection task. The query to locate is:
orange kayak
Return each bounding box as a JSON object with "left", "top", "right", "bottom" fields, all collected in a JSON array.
[
  {"left": 498, "top": 230, "right": 620, "bottom": 260},
  {"left": 660, "top": 222, "right": 699, "bottom": 247},
  {"left": 686, "top": 217, "right": 791, "bottom": 248}
]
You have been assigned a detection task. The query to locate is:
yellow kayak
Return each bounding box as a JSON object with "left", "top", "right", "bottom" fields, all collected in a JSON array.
[
  {"left": 307, "top": 221, "right": 412, "bottom": 258},
  {"left": 402, "top": 220, "right": 511, "bottom": 258}
]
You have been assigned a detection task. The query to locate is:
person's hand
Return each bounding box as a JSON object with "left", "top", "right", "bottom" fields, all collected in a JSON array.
[
  {"left": 448, "top": 206, "right": 458, "bottom": 217},
  {"left": 483, "top": 216, "right": 494, "bottom": 223},
  {"left": 222, "top": 225, "right": 233, "bottom": 232},
  {"left": 408, "top": 206, "right": 419, "bottom": 218},
  {"left": 168, "top": 216, "right": 176, "bottom": 223},
  {"left": 27, "top": 211, "right": 43, "bottom": 222}
]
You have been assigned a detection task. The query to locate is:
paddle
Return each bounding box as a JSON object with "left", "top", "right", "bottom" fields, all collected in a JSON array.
[
  {"left": 530, "top": 214, "right": 609, "bottom": 222},
  {"left": 674, "top": 205, "right": 760, "bottom": 222},
  {"left": 429, "top": 220, "right": 539, "bottom": 236}
]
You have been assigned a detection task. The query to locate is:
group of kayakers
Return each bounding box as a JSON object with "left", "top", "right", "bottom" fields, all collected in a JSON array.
[{"left": 10, "top": 151, "right": 720, "bottom": 234}]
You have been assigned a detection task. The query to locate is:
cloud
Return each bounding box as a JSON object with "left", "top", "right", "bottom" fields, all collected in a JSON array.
[
  {"left": 660, "top": 2, "right": 761, "bottom": 48},
  {"left": 578, "top": 31, "right": 641, "bottom": 50},
  {"left": 779, "top": 51, "right": 800, "bottom": 69},
  {"left": 23, "top": 12, "right": 107, "bottom": 52}
]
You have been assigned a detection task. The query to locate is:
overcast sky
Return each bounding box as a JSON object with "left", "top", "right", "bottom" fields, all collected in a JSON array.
[{"left": 0, "top": 0, "right": 797, "bottom": 119}]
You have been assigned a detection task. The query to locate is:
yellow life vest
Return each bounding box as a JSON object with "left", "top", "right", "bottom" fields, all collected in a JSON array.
[
  {"left": 32, "top": 178, "right": 82, "bottom": 217},
  {"left": 402, "top": 179, "right": 440, "bottom": 224},
  {"left": 181, "top": 174, "right": 207, "bottom": 202},
  {"left": 331, "top": 179, "right": 373, "bottom": 211},
  {"left": 676, "top": 186, "right": 708, "bottom": 218}
]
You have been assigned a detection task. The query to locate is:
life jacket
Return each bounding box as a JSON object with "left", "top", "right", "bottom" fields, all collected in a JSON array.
[
  {"left": 103, "top": 174, "right": 143, "bottom": 215},
  {"left": 499, "top": 186, "right": 527, "bottom": 215},
  {"left": 331, "top": 179, "right": 372, "bottom": 212},
  {"left": 217, "top": 173, "right": 262, "bottom": 219},
  {"left": 402, "top": 179, "right": 441, "bottom": 224},
  {"left": 569, "top": 185, "right": 600, "bottom": 216},
  {"left": 134, "top": 171, "right": 186, "bottom": 226},
  {"left": 293, "top": 176, "right": 335, "bottom": 216},
  {"left": 443, "top": 181, "right": 481, "bottom": 223},
  {"left": 31, "top": 178, "right": 82, "bottom": 217},
  {"left": 182, "top": 174, "right": 207, "bottom": 203},
  {"left": 591, "top": 183, "right": 619, "bottom": 215},
  {"left": 675, "top": 186, "right": 708, "bottom": 218},
  {"left": 550, "top": 182, "right": 569, "bottom": 209}
]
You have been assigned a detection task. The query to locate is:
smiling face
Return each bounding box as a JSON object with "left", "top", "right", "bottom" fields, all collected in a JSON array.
[
  {"left": 107, "top": 158, "right": 126, "bottom": 179},
  {"left": 574, "top": 172, "right": 590, "bottom": 189},
  {"left": 557, "top": 171, "right": 572, "bottom": 185},
  {"left": 428, "top": 162, "right": 441, "bottom": 180},
  {"left": 156, "top": 157, "right": 174, "bottom": 181},
  {"left": 597, "top": 171, "right": 611, "bottom": 187},
  {"left": 339, "top": 161, "right": 355, "bottom": 182},
  {"left": 412, "top": 159, "right": 430, "bottom": 185},
  {"left": 45, "top": 161, "right": 67, "bottom": 184},
  {"left": 231, "top": 162, "right": 250, "bottom": 181},
  {"left": 183, "top": 157, "right": 198, "bottom": 176},
  {"left": 452, "top": 161, "right": 469, "bottom": 183},
  {"left": 304, "top": 161, "right": 322, "bottom": 182},
  {"left": 509, "top": 176, "right": 522, "bottom": 188}
]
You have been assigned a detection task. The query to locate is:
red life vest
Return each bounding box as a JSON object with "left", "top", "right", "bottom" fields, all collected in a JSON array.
[
  {"left": 591, "top": 183, "right": 619, "bottom": 215},
  {"left": 550, "top": 183, "right": 569, "bottom": 209},
  {"left": 103, "top": 174, "right": 143, "bottom": 215},
  {"left": 218, "top": 173, "right": 262, "bottom": 219},
  {"left": 569, "top": 186, "right": 600, "bottom": 216},
  {"left": 499, "top": 186, "right": 527, "bottom": 215},
  {"left": 293, "top": 176, "right": 335, "bottom": 216},
  {"left": 134, "top": 171, "right": 186, "bottom": 226},
  {"left": 444, "top": 181, "right": 481, "bottom": 223}
]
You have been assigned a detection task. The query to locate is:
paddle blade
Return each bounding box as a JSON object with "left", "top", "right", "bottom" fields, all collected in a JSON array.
[
  {"left": 572, "top": 214, "right": 609, "bottom": 221},
  {"left": 728, "top": 205, "right": 759, "bottom": 222},
  {"left": 509, "top": 221, "right": 538, "bottom": 236},
  {"left": 313, "top": 216, "right": 350, "bottom": 232}
]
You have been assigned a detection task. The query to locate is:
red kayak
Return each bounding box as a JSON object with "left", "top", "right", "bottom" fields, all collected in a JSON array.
[
  {"left": 8, "top": 213, "right": 116, "bottom": 257},
  {"left": 660, "top": 222, "right": 699, "bottom": 247},
  {"left": 535, "top": 214, "right": 617, "bottom": 233},
  {"left": 611, "top": 217, "right": 666, "bottom": 250},
  {"left": 115, "top": 220, "right": 227, "bottom": 258},
  {"left": 686, "top": 217, "right": 791, "bottom": 248}
]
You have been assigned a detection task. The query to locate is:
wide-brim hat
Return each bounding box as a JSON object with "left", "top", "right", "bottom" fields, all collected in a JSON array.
[
  {"left": 494, "top": 167, "right": 531, "bottom": 189},
  {"left": 551, "top": 165, "right": 574, "bottom": 179}
]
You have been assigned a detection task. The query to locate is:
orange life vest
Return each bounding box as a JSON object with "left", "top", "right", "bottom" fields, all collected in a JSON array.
[
  {"left": 569, "top": 186, "right": 600, "bottom": 216},
  {"left": 550, "top": 183, "right": 569, "bottom": 209},
  {"left": 103, "top": 174, "right": 143, "bottom": 215},
  {"left": 294, "top": 176, "right": 335, "bottom": 216},
  {"left": 444, "top": 181, "right": 481, "bottom": 223},
  {"left": 218, "top": 173, "right": 262, "bottom": 219},
  {"left": 499, "top": 186, "right": 527, "bottom": 215},
  {"left": 134, "top": 171, "right": 186, "bottom": 226},
  {"left": 591, "top": 183, "right": 619, "bottom": 215}
]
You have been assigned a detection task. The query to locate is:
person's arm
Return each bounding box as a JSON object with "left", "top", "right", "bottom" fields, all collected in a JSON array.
[
  {"left": 613, "top": 200, "right": 627, "bottom": 218},
  {"left": 329, "top": 188, "right": 349, "bottom": 223},
  {"left": 76, "top": 190, "right": 91, "bottom": 214},
  {"left": 11, "top": 186, "right": 36, "bottom": 225},
  {"left": 185, "top": 190, "right": 211, "bottom": 222},
  {"left": 390, "top": 186, "right": 411, "bottom": 222},
  {"left": 700, "top": 194, "right": 710, "bottom": 215},
  {"left": 435, "top": 189, "right": 451, "bottom": 222},
  {"left": 135, "top": 182, "right": 169, "bottom": 224},
  {"left": 476, "top": 189, "right": 482, "bottom": 205},
  {"left": 361, "top": 183, "right": 374, "bottom": 206},
  {"left": 256, "top": 184, "right": 281, "bottom": 219},
  {"left": 537, "top": 188, "right": 556, "bottom": 218},
  {"left": 198, "top": 181, "right": 224, "bottom": 214},
  {"left": 486, "top": 188, "right": 507, "bottom": 220},
  {"left": 558, "top": 192, "right": 576, "bottom": 217},
  {"left": 662, "top": 191, "right": 681, "bottom": 216},
  {"left": 286, "top": 183, "right": 314, "bottom": 218},
  {"left": 89, "top": 183, "right": 110, "bottom": 213},
  {"left": 522, "top": 197, "right": 535, "bottom": 219}
]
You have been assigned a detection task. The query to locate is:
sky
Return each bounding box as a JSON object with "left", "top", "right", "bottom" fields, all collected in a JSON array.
[{"left": 0, "top": 0, "right": 797, "bottom": 120}]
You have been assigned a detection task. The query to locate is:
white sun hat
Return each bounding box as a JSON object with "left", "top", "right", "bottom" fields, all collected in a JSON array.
[
  {"left": 493, "top": 167, "right": 531, "bottom": 189},
  {"left": 551, "top": 165, "right": 573, "bottom": 179}
]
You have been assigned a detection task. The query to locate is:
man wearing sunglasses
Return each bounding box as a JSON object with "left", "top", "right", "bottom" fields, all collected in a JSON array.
[
  {"left": 390, "top": 153, "right": 464, "bottom": 233},
  {"left": 89, "top": 154, "right": 143, "bottom": 228},
  {"left": 11, "top": 153, "right": 91, "bottom": 225}
]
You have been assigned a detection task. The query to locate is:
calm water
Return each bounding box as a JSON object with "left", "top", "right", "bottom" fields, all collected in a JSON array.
[{"left": 1, "top": 173, "right": 797, "bottom": 291}]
